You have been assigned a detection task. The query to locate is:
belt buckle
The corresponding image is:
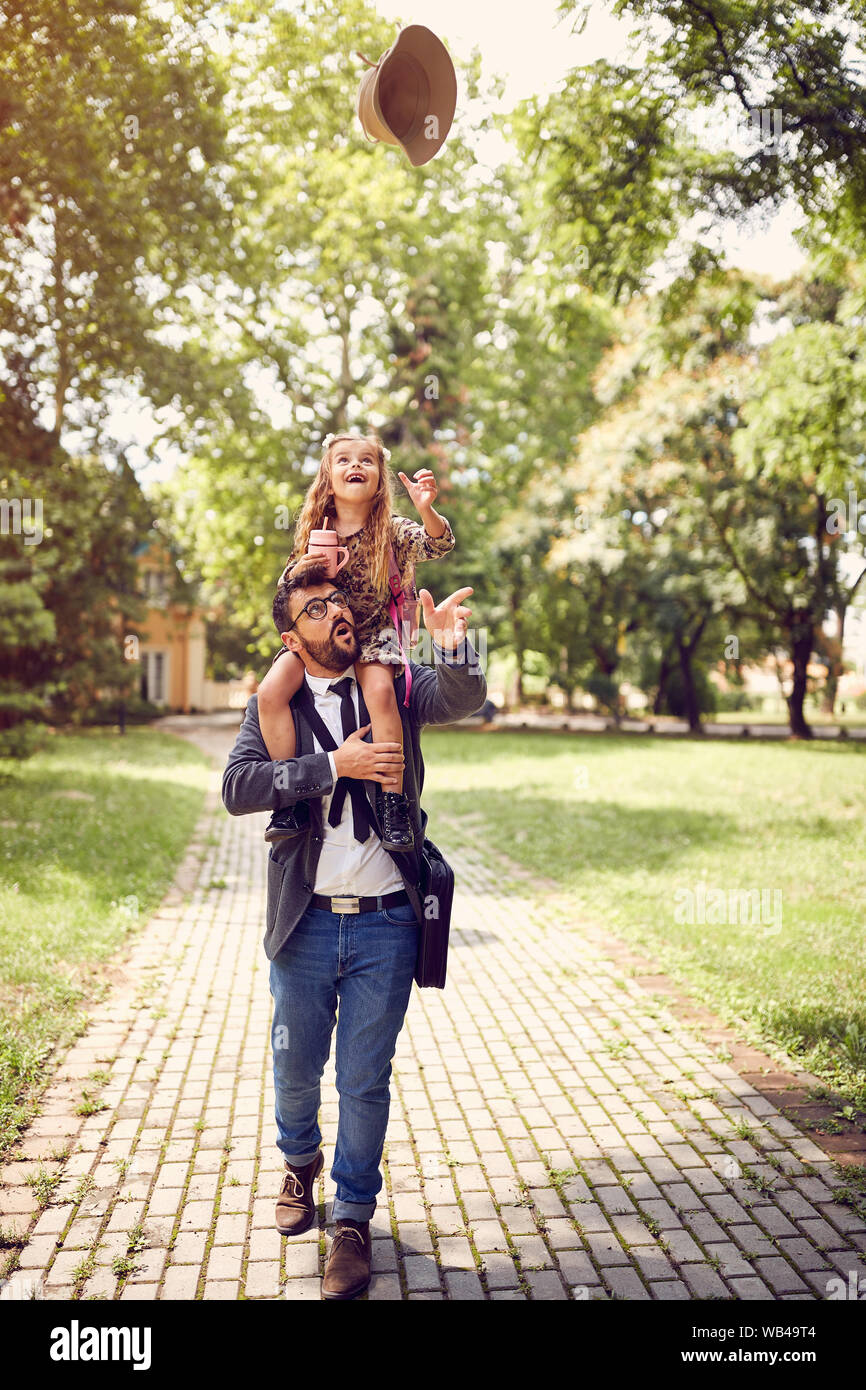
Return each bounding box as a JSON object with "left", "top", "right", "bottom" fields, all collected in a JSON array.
[{"left": 331, "top": 895, "right": 360, "bottom": 914}]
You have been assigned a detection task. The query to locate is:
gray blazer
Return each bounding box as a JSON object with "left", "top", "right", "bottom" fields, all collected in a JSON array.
[{"left": 221, "top": 640, "right": 487, "bottom": 959}]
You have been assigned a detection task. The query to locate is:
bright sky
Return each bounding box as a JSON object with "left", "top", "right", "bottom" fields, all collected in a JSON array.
[{"left": 103, "top": 0, "right": 805, "bottom": 477}]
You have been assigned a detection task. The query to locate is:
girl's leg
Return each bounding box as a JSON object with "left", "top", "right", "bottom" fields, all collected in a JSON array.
[
  {"left": 257, "top": 650, "right": 305, "bottom": 760},
  {"left": 356, "top": 661, "right": 403, "bottom": 792}
]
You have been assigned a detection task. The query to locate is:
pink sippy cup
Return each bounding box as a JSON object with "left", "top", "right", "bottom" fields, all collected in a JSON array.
[{"left": 307, "top": 517, "right": 350, "bottom": 578}]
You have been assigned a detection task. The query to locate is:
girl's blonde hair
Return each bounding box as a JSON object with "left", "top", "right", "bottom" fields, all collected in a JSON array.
[{"left": 290, "top": 433, "right": 394, "bottom": 597}]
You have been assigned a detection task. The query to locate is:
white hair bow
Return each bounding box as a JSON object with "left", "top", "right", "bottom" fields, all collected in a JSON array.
[{"left": 321, "top": 431, "right": 390, "bottom": 461}]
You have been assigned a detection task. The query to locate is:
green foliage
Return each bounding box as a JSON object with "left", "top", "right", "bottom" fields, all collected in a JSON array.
[
  {"left": 0, "top": 0, "right": 233, "bottom": 431},
  {"left": 560, "top": 0, "right": 866, "bottom": 232},
  {"left": 0, "top": 386, "right": 161, "bottom": 728}
]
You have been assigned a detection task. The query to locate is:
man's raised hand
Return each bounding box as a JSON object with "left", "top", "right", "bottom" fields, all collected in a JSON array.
[{"left": 419, "top": 586, "right": 473, "bottom": 649}]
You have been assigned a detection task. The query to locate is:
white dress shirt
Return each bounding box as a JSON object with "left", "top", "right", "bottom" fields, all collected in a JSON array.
[{"left": 304, "top": 666, "right": 406, "bottom": 898}]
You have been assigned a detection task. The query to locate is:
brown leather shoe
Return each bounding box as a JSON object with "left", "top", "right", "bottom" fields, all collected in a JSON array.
[
  {"left": 275, "top": 1151, "right": 324, "bottom": 1236},
  {"left": 321, "top": 1219, "right": 372, "bottom": 1300}
]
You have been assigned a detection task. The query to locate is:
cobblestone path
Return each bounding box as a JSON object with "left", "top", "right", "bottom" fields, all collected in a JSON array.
[{"left": 2, "top": 724, "right": 865, "bottom": 1302}]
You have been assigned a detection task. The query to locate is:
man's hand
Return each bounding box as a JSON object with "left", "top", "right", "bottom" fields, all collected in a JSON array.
[
  {"left": 419, "top": 586, "right": 473, "bottom": 649},
  {"left": 332, "top": 725, "right": 404, "bottom": 784}
]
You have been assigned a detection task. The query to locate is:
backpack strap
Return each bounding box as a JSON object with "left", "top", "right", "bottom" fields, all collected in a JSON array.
[{"left": 388, "top": 540, "right": 413, "bottom": 708}]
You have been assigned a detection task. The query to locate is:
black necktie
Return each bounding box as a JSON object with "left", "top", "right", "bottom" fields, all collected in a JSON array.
[{"left": 327, "top": 677, "right": 372, "bottom": 844}]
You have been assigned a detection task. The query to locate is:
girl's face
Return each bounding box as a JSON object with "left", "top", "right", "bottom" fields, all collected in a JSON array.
[{"left": 328, "top": 438, "right": 381, "bottom": 506}]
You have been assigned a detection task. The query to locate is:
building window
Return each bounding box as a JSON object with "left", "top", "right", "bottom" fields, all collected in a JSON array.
[
  {"left": 140, "top": 650, "right": 169, "bottom": 706},
  {"left": 143, "top": 569, "right": 168, "bottom": 606}
]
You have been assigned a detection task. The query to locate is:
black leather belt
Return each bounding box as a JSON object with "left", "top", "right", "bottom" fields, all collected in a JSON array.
[{"left": 309, "top": 889, "right": 411, "bottom": 915}]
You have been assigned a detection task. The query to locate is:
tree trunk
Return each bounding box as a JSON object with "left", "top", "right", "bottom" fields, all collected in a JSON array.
[
  {"left": 820, "top": 606, "right": 845, "bottom": 715},
  {"left": 653, "top": 645, "right": 672, "bottom": 716},
  {"left": 53, "top": 204, "right": 70, "bottom": 433},
  {"left": 509, "top": 587, "right": 525, "bottom": 705},
  {"left": 786, "top": 627, "right": 813, "bottom": 739},
  {"left": 677, "top": 637, "right": 703, "bottom": 733}
]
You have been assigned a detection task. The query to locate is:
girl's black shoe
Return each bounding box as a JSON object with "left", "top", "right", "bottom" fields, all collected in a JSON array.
[
  {"left": 264, "top": 802, "right": 309, "bottom": 843},
  {"left": 378, "top": 790, "right": 414, "bottom": 851}
]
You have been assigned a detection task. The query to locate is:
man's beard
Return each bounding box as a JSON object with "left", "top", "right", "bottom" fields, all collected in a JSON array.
[{"left": 300, "top": 620, "right": 360, "bottom": 671}]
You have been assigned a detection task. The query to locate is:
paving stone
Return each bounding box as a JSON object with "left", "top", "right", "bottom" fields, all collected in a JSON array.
[
  {"left": 368, "top": 1274, "right": 402, "bottom": 1300},
  {"left": 162, "top": 1265, "right": 200, "bottom": 1298},
  {"left": 679, "top": 1263, "right": 732, "bottom": 1299},
  {"left": 724, "top": 1272, "right": 776, "bottom": 1300},
  {"left": 631, "top": 1245, "right": 680, "bottom": 1281},
  {"left": 371, "top": 1239, "right": 399, "bottom": 1273},
  {"left": 774, "top": 1238, "right": 831, "bottom": 1273},
  {"left": 823, "top": 1249, "right": 866, "bottom": 1279},
  {"left": 429, "top": 1204, "right": 466, "bottom": 1236},
  {"left": 444, "top": 1270, "right": 485, "bottom": 1300},
  {"left": 661, "top": 1229, "right": 705, "bottom": 1263},
  {"left": 684, "top": 1211, "right": 728, "bottom": 1245},
  {"left": 510, "top": 1234, "right": 553, "bottom": 1269},
  {"left": 461, "top": 1192, "right": 498, "bottom": 1222},
  {"left": 244, "top": 1262, "right": 281, "bottom": 1298},
  {"left": 586, "top": 1231, "right": 630, "bottom": 1266},
  {"left": 602, "top": 1267, "right": 651, "bottom": 1300},
  {"left": 402, "top": 1255, "right": 441, "bottom": 1291},
  {"left": 499, "top": 1204, "right": 540, "bottom": 1236},
  {"left": 797, "top": 1217, "right": 849, "bottom": 1248},
  {"left": 649, "top": 1279, "right": 691, "bottom": 1300},
  {"left": 704, "top": 1195, "right": 751, "bottom": 1224},
  {"left": 397, "top": 1222, "right": 434, "bottom": 1255},
  {"left": 555, "top": 1249, "right": 599, "bottom": 1286},
  {"left": 436, "top": 1236, "right": 475, "bottom": 1270},
  {"left": 751, "top": 1257, "right": 809, "bottom": 1294},
  {"left": 469, "top": 1220, "right": 508, "bottom": 1251},
  {"left": 525, "top": 1270, "right": 568, "bottom": 1300},
  {"left": 480, "top": 1252, "right": 521, "bottom": 1288},
  {"left": 282, "top": 1277, "right": 321, "bottom": 1300}
]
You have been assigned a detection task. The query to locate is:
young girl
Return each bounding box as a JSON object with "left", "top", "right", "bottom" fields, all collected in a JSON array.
[{"left": 259, "top": 430, "right": 455, "bottom": 849}]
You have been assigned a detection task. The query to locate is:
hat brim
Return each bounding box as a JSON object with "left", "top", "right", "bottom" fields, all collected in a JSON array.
[{"left": 357, "top": 24, "right": 457, "bottom": 166}]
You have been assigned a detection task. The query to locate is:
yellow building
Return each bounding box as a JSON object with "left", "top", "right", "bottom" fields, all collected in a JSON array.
[{"left": 132, "top": 537, "right": 207, "bottom": 712}]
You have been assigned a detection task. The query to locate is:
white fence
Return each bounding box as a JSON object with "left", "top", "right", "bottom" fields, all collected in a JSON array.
[{"left": 200, "top": 678, "right": 256, "bottom": 711}]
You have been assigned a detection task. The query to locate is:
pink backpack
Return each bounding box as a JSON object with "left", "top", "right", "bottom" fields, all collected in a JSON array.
[{"left": 388, "top": 542, "right": 418, "bottom": 706}]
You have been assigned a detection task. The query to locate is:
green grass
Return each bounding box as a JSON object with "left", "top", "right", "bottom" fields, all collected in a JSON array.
[
  {"left": 420, "top": 728, "right": 866, "bottom": 1106},
  {"left": 0, "top": 727, "right": 210, "bottom": 1155}
]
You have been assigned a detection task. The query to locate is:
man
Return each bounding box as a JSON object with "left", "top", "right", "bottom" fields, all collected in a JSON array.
[{"left": 221, "top": 559, "right": 486, "bottom": 1300}]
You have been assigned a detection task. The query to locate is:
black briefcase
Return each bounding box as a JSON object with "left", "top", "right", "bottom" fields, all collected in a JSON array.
[{"left": 414, "top": 837, "right": 454, "bottom": 989}]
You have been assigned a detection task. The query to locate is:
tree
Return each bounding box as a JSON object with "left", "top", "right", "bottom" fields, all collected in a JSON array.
[
  {"left": 0, "top": 372, "right": 159, "bottom": 728},
  {"left": 0, "top": 377, "right": 55, "bottom": 756},
  {"left": 547, "top": 267, "right": 856, "bottom": 736},
  {"left": 155, "top": 0, "right": 613, "bottom": 673},
  {"left": 732, "top": 310, "right": 866, "bottom": 720},
  {"left": 0, "top": 0, "right": 232, "bottom": 434},
  {"left": 558, "top": 1, "right": 866, "bottom": 231}
]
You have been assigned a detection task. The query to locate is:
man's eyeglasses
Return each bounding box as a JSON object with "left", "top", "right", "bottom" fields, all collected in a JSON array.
[{"left": 284, "top": 590, "right": 350, "bottom": 633}]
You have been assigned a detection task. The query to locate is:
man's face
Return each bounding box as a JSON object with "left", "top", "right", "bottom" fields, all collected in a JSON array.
[{"left": 284, "top": 583, "right": 360, "bottom": 670}]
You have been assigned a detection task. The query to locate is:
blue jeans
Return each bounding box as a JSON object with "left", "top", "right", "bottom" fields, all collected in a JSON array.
[{"left": 268, "top": 899, "right": 419, "bottom": 1222}]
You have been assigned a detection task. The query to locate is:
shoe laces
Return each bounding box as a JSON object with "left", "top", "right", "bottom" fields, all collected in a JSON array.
[
  {"left": 334, "top": 1224, "right": 365, "bottom": 1248},
  {"left": 280, "top": 1170, "right": 305, "bottom": 1201}
]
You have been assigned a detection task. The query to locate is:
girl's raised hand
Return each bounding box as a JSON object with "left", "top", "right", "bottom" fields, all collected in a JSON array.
[{"left": 397, "top": 468, "right": 438, "bottom": 513}]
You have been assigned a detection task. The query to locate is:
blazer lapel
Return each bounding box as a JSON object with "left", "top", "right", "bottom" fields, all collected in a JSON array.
[{"left": 291, "top": 690, "right": 324, "bottom": 837}]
